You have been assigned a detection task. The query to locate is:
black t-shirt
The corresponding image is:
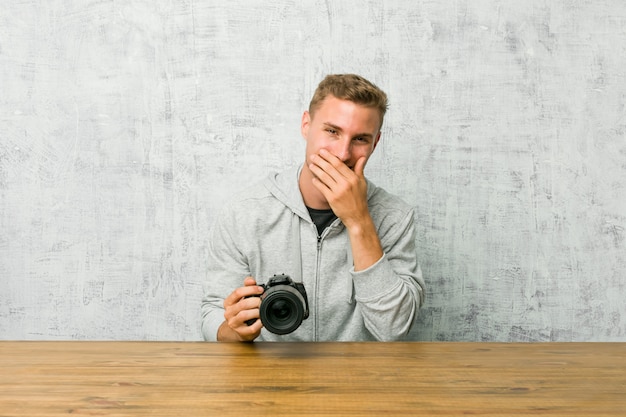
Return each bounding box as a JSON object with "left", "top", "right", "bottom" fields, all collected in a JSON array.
[{"left": 307, "top": 207, "right": 338, "bottom": 236}]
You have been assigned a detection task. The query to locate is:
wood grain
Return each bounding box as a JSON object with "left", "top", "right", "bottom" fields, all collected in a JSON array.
[{"left": 0, "top": 342, "right": 624, "bottom": 416}]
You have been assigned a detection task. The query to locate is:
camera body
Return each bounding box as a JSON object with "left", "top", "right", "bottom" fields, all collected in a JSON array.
[{"left": 246, "top": 274, "right": 309, "bottom": 335}]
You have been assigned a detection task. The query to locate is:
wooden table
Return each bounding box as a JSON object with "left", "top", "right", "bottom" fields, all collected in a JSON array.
[{"left": 0, "top": 341, "right": 624, "bottom": 416}]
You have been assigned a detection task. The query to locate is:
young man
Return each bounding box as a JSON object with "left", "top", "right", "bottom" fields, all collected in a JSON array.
[{"left": 201, "top": 74, "right": 425, "bottom": 342}]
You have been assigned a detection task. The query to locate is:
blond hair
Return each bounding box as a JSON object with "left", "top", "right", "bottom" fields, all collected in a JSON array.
[{"left": 309, "top": 74, "right": 388, "bottom": 130}]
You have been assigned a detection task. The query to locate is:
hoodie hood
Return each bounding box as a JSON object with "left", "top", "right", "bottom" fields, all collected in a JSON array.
[{"left": 263, "top": 164, "right": 310, "bottom": 221}]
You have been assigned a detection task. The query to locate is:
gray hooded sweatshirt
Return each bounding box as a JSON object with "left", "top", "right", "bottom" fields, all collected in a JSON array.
[{"left": 201, "top": 164, "right": 425, "bottom": 341}]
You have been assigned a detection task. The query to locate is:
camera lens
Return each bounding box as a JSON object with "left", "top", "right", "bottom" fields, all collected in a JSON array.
[
  {"left": 259, "top": 285, "right": 306, "bottom": 335},
  {"left": 269, "top": 300, "right": 291, "bottom": 320}
]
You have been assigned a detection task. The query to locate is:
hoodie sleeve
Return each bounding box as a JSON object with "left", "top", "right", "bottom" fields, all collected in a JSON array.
[
  {"left": 200, "top": 204, "right": 250, "bottom": 341},
  {"left": 350, "top": 208, "right": 425, "bottom": 341}
]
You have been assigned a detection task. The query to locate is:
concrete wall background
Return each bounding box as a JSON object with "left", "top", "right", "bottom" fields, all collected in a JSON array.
[{"left": 1, "top": 1, "right": 625, "bottom": 341}]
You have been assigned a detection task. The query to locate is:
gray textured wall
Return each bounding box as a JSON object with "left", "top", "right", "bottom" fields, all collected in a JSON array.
[{"left": 1, "top": 1, "right": 625, "bottom": 341}]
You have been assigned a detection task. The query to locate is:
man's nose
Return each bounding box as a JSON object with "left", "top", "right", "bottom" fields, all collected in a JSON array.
[{"left": 334, "top": 139, "right": 352, "bottom": 162}]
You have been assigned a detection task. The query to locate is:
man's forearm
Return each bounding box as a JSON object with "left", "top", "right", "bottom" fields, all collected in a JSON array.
[{"left": 345, "top": 215, "right": 384, "bottom": 271}]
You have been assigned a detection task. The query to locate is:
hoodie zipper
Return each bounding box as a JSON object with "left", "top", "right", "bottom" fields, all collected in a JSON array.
[
  {"left": 313, "top": 219, "right": 342, "bottom": 341},
  {"left": 314, "top": 230, "right": 322, "bottom": 341}
]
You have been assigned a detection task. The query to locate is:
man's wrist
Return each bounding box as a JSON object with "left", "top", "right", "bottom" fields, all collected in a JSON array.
[{"left": 217, "top": 321, "right": 239, "bottom": 342}]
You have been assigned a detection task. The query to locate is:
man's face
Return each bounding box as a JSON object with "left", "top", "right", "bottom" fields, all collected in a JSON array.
[{"left": 301, "top": 95, "right": 381, "bottom": 171}]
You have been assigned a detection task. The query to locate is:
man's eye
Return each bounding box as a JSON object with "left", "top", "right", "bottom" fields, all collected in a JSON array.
[{"left": 326, "top": 129, "right": 337, "bottom": 135}]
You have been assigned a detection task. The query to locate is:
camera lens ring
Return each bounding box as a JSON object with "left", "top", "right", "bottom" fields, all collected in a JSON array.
[{"left": 259, "top": 285, "right": 306, "bottom": 335}]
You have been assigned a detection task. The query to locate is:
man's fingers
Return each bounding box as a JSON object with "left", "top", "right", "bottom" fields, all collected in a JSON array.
[
  {"left": 224, "top": 296, "right": 262, "bottom": 330},
  {"left": 309, "top": 163, "right": 335, "bottom": 190},
  {"left": 220, "top": 277, "right": 265, "bottom": 342},
  {"left": 223, "top": 278, "right": 263, "bottom": 308},
  {"left": 354, "top": 156, "right": 367, "bottom": 177},
  {"left": 243, "top": 276, "right": 257, "bottom": 286},
  {"left": 232, "top": 315, "right": 263, "bottom": 337},
  {"left": 309, "top": 152, "right": 349, "bottom": 189}
]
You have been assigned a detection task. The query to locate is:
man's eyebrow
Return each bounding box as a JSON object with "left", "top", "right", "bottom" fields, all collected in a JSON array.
[
  {"left": 322, "top": 122, "right": 374, "bottom": 139},
  {"left": 323, "top": 122, "right": 343, "bottom": 132}
]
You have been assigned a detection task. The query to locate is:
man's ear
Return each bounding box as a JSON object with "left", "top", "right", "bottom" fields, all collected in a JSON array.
[{"left": 301, "top": 111, "right": 311, "bottom": 139}]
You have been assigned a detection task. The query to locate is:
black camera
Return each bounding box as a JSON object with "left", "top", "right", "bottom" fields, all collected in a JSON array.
[{"left": 246, "top": 274, "right": 309, "bottom": 335}]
